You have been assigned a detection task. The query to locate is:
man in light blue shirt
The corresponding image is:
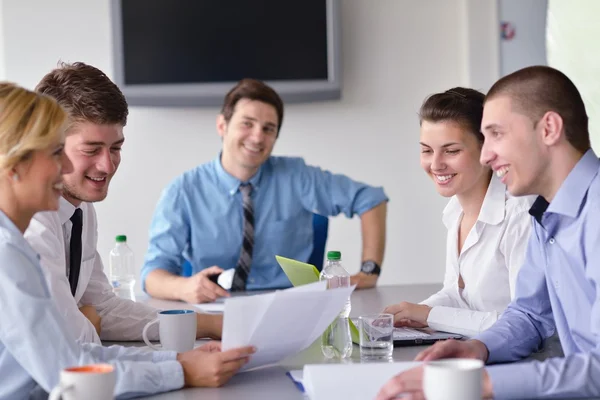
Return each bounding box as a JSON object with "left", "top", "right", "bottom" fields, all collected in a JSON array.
[
  {"left": 377, "top": 66, "right": 600, "bottom": 400},
  {"left": 143, "top": 78, "right": 389, "bottom": 303}
]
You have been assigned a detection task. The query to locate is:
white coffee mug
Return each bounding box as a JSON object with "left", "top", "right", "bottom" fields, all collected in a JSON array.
[
  {"left": 49, "top": 364, "right": 115, "bottom": 400},
  {"left": 143, "top": 309, "right": 196, "bottom": 352},
  {"left": 423, "top": 358, "right": 484, "bottom": 400}
]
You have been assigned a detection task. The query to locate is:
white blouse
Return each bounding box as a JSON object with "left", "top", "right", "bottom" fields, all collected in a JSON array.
[{"left": 421, "top": 175, "right": 535, "bottom": 337}]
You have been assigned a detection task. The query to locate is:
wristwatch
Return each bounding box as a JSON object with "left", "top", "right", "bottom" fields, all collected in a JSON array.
[{"left": 360, "top": 260, "right": 381, "bottom": 275}]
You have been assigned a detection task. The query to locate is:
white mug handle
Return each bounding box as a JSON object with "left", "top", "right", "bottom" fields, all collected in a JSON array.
[
  {"left": 142, "top": 318, "right": 162, "bottom": 350},
  {"left": 49, "top": 383, "right": 74, "bottom": 400}
]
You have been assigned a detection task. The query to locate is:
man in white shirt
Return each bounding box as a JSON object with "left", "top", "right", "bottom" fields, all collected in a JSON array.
[{"left": 24, "top": 61, "right": 222, "bottom": 344}]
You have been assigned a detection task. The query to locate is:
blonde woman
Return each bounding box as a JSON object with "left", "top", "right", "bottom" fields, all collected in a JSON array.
[{"left": 0, "top": 83, "right": 254, "bottom": 399}]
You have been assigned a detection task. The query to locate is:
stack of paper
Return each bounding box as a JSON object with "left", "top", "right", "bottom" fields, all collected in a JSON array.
[
  {"left": 302, "top": 361, "right": 420, "bottom": 400},
  {"left": 222, "top": 281, "right": 356, "bottom": 371}
]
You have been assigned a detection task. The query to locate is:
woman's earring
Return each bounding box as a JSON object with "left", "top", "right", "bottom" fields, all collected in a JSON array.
[{"left": 12, "top": 173, "right": 19, "bottom": 182}]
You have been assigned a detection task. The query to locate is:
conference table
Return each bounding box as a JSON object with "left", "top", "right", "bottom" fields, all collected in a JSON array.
[{"left": 116, "top": 284, "right": 588, "bottom": 400}]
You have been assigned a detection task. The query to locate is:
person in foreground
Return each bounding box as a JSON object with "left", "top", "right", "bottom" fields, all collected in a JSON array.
[
  {"left": 383, "top": 88, "right": 533, "bottom": 337},
  {"left": 142, "top": 78, "right": 388, "bottom": 303},
  {"left": 0, "top": 82, "right": 254, "bottom": 399},
  {"left": 377, "top": 65, "right": 600, "bottom": 400},
  {"left": 24, "top": 62, "right": 222, "bottom": 344}
]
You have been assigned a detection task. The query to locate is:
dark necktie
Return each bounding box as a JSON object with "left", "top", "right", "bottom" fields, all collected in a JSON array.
[
  {"left": 68, "top": 208, "right": 83, "bottom": 296},
  {"left": 231, "top": 184, "right": 254, "bottom": 291}
]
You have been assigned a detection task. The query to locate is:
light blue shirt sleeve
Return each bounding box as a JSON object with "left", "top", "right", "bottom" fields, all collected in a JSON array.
[
  {"left": 476, "top": 233, "right": 555, "bottom": 364},
  {"left": 0, "top": 243, "right": 184, "bottom": 399},
  {"left": 293, "top": 158, "right": 388, "bottom": 218},
  {"left": 141, "top": 180, "right": 189, "bottom": 288},
  {"left": 478, "top": 231, "right": 600, "bottom": 399}
]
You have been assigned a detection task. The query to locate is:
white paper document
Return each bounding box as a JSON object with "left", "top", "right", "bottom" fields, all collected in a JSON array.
[
  {"left": 192, "top": 302, "right": 225, "bottom": 314},
  {"left": 303, "top": 361, "right": 419, "bottom": 400},
  {"left": 222, "top": 281, "right": 356, "bottom": 371}
]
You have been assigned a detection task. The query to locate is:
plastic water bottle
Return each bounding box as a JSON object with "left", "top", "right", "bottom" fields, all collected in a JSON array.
[
  {"left": 320, "top": 250, "right": 352, "bottom": 359},
  {"left": 109, "top": 235, "right": 136, "bottom": 301}
]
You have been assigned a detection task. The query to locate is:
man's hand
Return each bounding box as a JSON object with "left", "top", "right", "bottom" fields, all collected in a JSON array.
[
  {"left": 375, "top": 364, "right": 494, "bottom": 400},
  {"left": 350, "top": 272, "right": 378, "bottom": 289},
  {"left": 415, "top": 339, "right": 489, "bottom": 362},
  {"left": 177, "top": 341, "right": 256, "bottom": 387},
  {"left": 383, "top": 301, "right": 431, "bottom": 328},
  {"left": 180, "top": 267, "right": 230, "bottom": 303},
  {"left": 79, "top": 305, "right": 101, "bottom": 336},
  {"left": 196, "top": 313, "right": 223, "bottom": 339}
]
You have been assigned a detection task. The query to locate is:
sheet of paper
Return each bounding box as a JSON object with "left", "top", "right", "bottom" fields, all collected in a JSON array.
[
  {"left": 276, "top": 255, "right": 360, "bottom": 343},
  {"left": 192, "top": 302, "right": 225, "bottom": 314},
  {"left": 303, "top": 361, "right": 420, "bottom": 400},
  {"left": 286, "top": 369, "right": 304, "bottom": 393},
  {"left": 222, "top": 281, "right": 356, "bottom": 371}
]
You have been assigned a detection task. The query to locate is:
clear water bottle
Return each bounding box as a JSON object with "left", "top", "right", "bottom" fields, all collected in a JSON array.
[
  {"left": 320, "top": 250, "right": 353, "bottom": 359},
  {"left": 109, "top": 235, "right": 136, "bottom": 301}
]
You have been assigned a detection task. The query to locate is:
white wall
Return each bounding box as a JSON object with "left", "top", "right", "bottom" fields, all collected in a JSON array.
[{"left": 2, "top": 0, "right": 498, "bottom": 290}]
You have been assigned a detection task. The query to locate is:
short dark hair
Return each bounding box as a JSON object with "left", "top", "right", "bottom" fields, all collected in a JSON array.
[
  {"left": 221, "top": 78, "right": 284, "bottom": 135},
  {"left": 35, "top": 61, "right": 128, "bottom": 127},
  {"left": 486, "top": 65, "right": 590, "bottom": 153},
  {"left": 419, "top": 87, "right": 485, "bottom": 142}
]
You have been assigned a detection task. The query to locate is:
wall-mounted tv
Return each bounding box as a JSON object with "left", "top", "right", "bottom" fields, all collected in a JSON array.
[{"left": 111, "top": 0, "right": 341, "bottom": 107}]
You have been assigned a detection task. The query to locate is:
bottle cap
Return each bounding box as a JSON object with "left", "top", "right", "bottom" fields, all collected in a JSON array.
[
  {"left": 327, "top": 251, "right": 341, "bottom": 260},
  {"left": 115, "top": 235, "right": 127, "bottom": 243}
]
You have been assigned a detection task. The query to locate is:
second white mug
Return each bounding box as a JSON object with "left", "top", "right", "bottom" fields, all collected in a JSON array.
[
  {"left": 143, "top": 309, "right": 196, "bottom": 352},
  {"left": 423, "top": 358, "right": 484, "bottom": 400}
]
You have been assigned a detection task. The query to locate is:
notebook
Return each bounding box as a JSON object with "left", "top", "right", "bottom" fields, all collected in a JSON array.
[{"left": 276, "top": 255, "right": 463, "bottom": 346}]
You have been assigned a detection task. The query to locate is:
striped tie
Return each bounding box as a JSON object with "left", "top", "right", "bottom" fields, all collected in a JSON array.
[{"left": 231, "top": 184, "right": 254, "bottom": 291}]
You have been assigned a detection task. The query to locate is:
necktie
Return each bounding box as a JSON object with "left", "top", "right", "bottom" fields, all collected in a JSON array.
[
  {"left": 231, "top": 184, "right": 254, "bottom": 291},
  {"left": 68, "top": 208, "right": 83, "bottom": 296}
]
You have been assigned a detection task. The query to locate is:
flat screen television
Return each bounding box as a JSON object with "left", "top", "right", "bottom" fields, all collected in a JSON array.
[{"left": 110, "top": 0, "right": 341, "bottom": 107}]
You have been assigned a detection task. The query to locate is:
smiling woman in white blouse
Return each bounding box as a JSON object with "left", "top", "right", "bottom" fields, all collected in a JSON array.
[{"left": 383, "top": 87, "right": 535, "bottom": 337}]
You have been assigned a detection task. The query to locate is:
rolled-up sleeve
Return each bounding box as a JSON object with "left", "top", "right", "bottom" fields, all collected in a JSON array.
[
  {"left": 141, "top": 180, "right": 189, "bottom": 290},
  {"left": 293, "top": 158, "right": 388, "bottom": 217}
]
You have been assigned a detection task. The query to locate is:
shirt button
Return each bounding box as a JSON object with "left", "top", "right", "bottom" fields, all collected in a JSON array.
[{"left": 549, "top": 237, "right": 555, "bottom": 244}]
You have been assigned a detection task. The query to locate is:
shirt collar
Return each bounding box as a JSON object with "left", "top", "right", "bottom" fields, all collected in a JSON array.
[
  {"left": 545, "top": 149, "right": 600, "bottom": 218},
  {"left": 0, "top": 209, "right": 24, "bottom": 238},
  {"left": 442, "top": 174, "right": 506, "bottom": 228},
  {"left": 213, "top": 153, "right": 264, "bottom": 196},
  {"left": 58, "top": 196, "right": 77, "bottom": 225},
  {"left": 0, "top": 210, "right": 39, "bottom": 261}
]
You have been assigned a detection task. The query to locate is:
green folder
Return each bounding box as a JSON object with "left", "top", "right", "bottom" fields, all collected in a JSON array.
[{"left": 275, "top": 255, "right": 360, "bottom": 344}]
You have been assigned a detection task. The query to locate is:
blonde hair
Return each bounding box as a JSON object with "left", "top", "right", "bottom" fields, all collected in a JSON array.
[{"left": 0, "top": 82, "right": 67, "bottom": 172}]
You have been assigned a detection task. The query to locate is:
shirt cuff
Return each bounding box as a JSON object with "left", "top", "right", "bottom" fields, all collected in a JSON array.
[
  {"left": 156, "top": 360, "right": 185, "bottom": 392},
  {"left": 475, "top": 328, "right": 509, "bottom": 364},
  {"left": 487, "top": 362, "right": 539, "bottom": 399},
  {"left": 152, "top": 350, "right": 178, "bottom": 363},
  {"left": 426, "top": 306, "right": 446, "bottom": 326}
]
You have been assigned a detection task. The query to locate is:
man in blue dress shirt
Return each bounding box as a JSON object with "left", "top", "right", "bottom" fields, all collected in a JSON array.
[
  {"left": 377, "top": 66, "right": 600, "bottom": 400},
  {"left": 142, "top": 79, "right": 389, "bottom": 303}
]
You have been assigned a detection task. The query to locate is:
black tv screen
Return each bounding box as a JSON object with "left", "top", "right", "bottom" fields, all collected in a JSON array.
[{"left": 112, "top": 0, "right": 341, "bottom": 106}]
